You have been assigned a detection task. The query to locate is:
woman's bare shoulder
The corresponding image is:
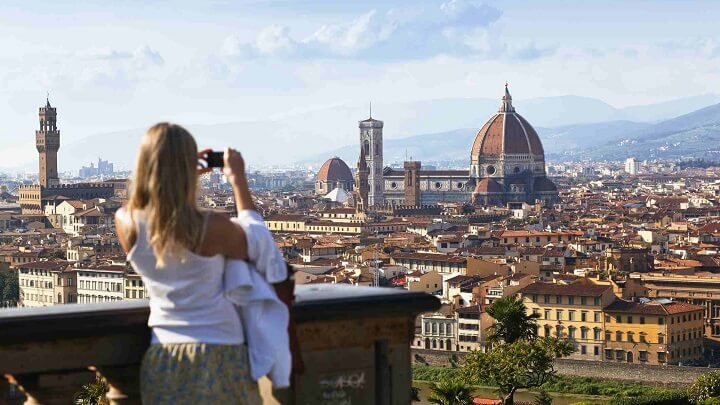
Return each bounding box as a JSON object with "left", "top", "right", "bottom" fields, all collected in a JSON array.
[{"left": 202, "top": 211, "right": 248, "bottom": 259}]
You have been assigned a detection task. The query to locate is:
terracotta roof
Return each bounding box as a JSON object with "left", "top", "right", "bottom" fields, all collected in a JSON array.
[
  {"left": 474, "top": 178, "right": 503, "bottom": 194},
  {"left": 519, "top": 280, "right": 611, "bottom": 297},
  {"left": 605, "top": 299, "right": 705, "bottom": 315},
  {"left": 470, "top": 89, "right": 544, "bottom": 159},
  {"left": 317, "top": 157, "right": 353, "bottom": 183}
]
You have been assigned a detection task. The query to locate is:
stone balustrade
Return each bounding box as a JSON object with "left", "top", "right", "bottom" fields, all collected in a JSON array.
[{"left": 1, "top": 284, "right": 439, "bottom": 405}]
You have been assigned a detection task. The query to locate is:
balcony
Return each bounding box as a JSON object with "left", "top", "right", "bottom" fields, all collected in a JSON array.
[{"left": 0, "top": 284, "right": 439, "bottom": 405}]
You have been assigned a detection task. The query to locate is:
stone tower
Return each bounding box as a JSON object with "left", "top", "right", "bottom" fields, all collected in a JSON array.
[
  {"left": 355, "top": 147, "right": 369, "bottom": 212},
  {"left": 36, "top": 97, "right": 60, "bottom": 187},
  {"left": 359, "top": 113, "right": 384, "bottom": 207},
  {"left": 403, "top": 161, "right": 421, "bottom": 206}
]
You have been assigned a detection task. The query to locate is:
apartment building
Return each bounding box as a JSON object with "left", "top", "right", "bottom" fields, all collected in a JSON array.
[
  {"left": 520, "top": 280, "right": 614, "bottom": 361},
  {"left": 603, "top": 299, "right": 704, "bottom": 365},
  {"left": 75, "top": 265, "right": 125, "bottom": 303},
  {"left": 124, "top": 271, "right": 148, "bottom": 300},
  {"left": 17, "top": 261, "right": 68, "bottom": 307}
]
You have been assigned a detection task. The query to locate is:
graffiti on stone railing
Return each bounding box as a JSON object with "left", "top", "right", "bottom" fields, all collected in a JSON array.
[{"left": 318, "top": 370, "right": 367, "bottom": 405}]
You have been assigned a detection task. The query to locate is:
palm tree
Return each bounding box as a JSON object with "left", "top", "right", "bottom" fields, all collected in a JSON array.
[
  {"left": 428, "top": 379, "right": 473, "bottom": 405},
  {"left": 486, "top": 296, "right": 540, "bottom": 345}
]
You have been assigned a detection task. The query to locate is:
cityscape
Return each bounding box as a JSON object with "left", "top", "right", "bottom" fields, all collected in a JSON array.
[{"left": 3, "top": 1, "right": 720, "bottom": 404}]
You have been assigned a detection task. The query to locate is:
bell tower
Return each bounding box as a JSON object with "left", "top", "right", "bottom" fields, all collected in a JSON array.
[
  {"left": 36, "top": 96, "right": 60, "bottom": 188},
  {"left": 359, "top": 106, "right": 384, "bottom": 207}
]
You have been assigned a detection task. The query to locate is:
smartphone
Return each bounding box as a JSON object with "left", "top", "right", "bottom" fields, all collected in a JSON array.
[{"left": 203, "top": 151, "right": 224, "bottom": 168}]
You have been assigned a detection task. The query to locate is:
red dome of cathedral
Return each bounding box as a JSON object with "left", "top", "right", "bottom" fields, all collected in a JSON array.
[
  {"left": 470, "top": 85, "right": 544, "bottom": 160},
  {"left": 317, "top": 157, "right": 353, "bottom": 184},
  {"left": 533, "top": 177, "right": 558, "bottom": 192},
  {"left": 474, "top": 178, "right": 503, "bottom": 194}
]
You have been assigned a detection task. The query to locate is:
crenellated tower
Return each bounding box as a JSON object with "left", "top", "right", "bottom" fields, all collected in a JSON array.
[{"left": 36, "top": 97, "right": 60, "bottom": 187}]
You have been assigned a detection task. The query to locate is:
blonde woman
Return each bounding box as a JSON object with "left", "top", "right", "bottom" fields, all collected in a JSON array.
[{"left": 115, "top": 123, "right": 262, "bottom": 404}]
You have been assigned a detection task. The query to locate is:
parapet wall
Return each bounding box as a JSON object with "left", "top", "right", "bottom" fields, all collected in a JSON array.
[{"left": 412, "top": 349, "right": 715, "bottom": 388}]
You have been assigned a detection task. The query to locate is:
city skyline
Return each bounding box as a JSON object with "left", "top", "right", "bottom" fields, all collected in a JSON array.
[{"left": 2, "top": 0, "right": 720, "bottom": 171}]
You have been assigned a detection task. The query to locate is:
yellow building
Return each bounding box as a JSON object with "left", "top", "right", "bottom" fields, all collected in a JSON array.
[
  {"left": 603, "top": 299, "right": 704, "bottom": 365},
  {"left": 407, "top": 270, "right": 443, "bottom": 294},
  {"left": 519, "top": 279, "right": 615, "bottom": 361}
]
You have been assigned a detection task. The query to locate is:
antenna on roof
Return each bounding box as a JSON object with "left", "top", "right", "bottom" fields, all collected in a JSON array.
[{"left": 369, "top": 101, "right": 372, "bottom": 119}]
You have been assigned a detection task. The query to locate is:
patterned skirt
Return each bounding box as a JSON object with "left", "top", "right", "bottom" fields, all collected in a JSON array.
[{"left": 140, "top": 343, "right": 262, "bottom": 405}]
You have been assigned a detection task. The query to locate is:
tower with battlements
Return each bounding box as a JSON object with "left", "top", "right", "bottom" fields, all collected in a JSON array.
[{"left": 36, "top": 98, "right": 60, "bottom": 188}]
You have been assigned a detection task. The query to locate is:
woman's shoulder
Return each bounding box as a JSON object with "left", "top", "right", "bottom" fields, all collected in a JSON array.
[{"left": 202, "top": 211, "right": 248, "bottom": 260}]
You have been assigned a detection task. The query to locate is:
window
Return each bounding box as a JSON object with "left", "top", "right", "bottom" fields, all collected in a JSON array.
[
  {"left": 581, "top": 345, "right": 587, "bottom": 355},
  {"left": 627, "top": 332, "right": 634, "bottom": 343},
  {"left": 543, "top": 295, "right": 549, "bottom": 304},
  {"left": 605, "top": 349, "right": 613, "bottom": 360},
  {"left": 640, "top": 334, "right": 647, "bottom": 343},
  {"left": 615, "top": 350, "right": 624, "bottom": 360},
  {"left": 544, "top": 325, "right": 551, "bottom": 337},
  {"left": 568, "top": 327, "right": 576, "bottom": 339},
  {"left": 532, "top": 294, "right": 537, "bottom": 303},
  {"left": 605, "top": 331, "right": 611, "bottom": 341},
  {"left": 581, "top": 296, "right": 587, "bottom": 305},
  {"left": 594, "top": 329, "right": 601, "bottom": 340},
  {"left": 581, "top": 312, "right": 587, "bottom": 322},
  {"left": 544, "top": 310, "right": 551, "bottom": 320},
  {"left": 627, "top": 316, "right": 633, "bottom": 324},
  {"left": 595, "top": 312, "right": 601, "bottom": 322},
  {"left": 658, "top": 352, "right": 666, "bottom": 362},
  {"left": 556, "top": 295, "right": 562, "bottom": 304},
  {"left": 581, "top": 327, "right": 588, "bottom": 340},
  {"left": 605, "top": 315, "right": 611, "bottom": 323},
  {"left": 569, "top": 311, "right": 575, "bottom": 321},
  {"left": 594, "top": 297, "right": 601, "bottom": 306},
  {"left": 556, "top": 325, "right": 563, "bottom": 337},
  {"left": 639, "top": 351, "right": 648, "bottom": 362},
  {"left": 616, "top": 331, "right": 623, "bottom": 341},
  {"left": 556, "top": 310, "right": 562, "bottom": 320},
  {"left": 594, "top": 346, "right": 600, "bottom": 356},
  {"left": 640, "top": 317, "right": 645, "bottom": 325},
  {"left": 659, "top": 317, "right": 665, "bottom": 325},
  {"left": 616, "top": 315, "right": 622, "bottom": 323},
  {"left": 568, "top": 296, "right": 575, "bottom": 305}
]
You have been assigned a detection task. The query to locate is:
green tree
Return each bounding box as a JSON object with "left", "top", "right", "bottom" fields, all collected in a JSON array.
[
  {"left": 462, "top": 337, "right": 574, "bottom": 405},
  {"left": 534, "top": 388, "right": 553, "bottom": 405},
  {"left": 428, "top": 379, "right": 473, "bottom": 405},
  {"left": 688, "top": 370, "right": 720, "bottom": 403},
  {"left": 2, "top": 271, "right": 19, "bottom": 306},
  {"left": 486, "top": 296, "right": 540, "bottom": 345}
]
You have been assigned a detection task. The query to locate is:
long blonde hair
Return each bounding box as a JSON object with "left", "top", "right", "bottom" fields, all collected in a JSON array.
[{"left": 127, "top": 123, "right": 203, "bottom": 267}]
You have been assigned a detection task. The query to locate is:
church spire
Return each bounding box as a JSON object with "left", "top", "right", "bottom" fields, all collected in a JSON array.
[{"left": 499, "top": 82, "right": 515, "bottom": 113}]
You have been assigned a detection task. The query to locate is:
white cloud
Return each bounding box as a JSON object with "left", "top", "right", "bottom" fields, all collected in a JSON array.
[
  {"left": 440, "top": 0, "right": 502, "bottom": 28},
  {"left": 303, "top": 10, "right": 397, "bottom": 55}
]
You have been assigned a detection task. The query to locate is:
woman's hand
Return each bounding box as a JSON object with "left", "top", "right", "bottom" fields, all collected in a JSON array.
[
  {"left": 223, "top": 147, "right": 246, "bottom": 185},
  {"left": 197, "top": 148, "right": 213, "bottom": 175}
]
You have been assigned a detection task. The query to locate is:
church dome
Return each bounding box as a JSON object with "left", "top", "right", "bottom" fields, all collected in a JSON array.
[
  {"left": 474, "top": 178, "right": 503, "bottom": 194},
  {"left": 317, "top": 157, "right": 353, "bottom": 184},
  {"left": 471, "top": 85, "right": 544, "bottom": 160}
]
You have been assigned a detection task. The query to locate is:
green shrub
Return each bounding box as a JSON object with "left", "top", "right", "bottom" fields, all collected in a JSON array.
[
  {"left": 697, "top": 398, "right": 720, "bottom": 405},
  {"left": 610, "top": 389, "right": 689, "bottom": 405},
  {"left": 413, "top": 365, "right": 465, "bottom": 383},
  {"left": 689, "top": 371, "right": 720, "bottom": 403}
]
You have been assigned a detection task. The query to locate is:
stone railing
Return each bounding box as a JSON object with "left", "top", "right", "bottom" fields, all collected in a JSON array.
[{"left": 1, "top": 284, "right": 439, "bottom": 405}]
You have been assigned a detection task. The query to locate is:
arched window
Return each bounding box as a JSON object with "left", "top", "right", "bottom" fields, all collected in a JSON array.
[{"left": 363, "top": 140, "right": 370, "bottom": 155}]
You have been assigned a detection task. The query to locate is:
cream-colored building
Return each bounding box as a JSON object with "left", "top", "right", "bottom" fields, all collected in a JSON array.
[
  {"left": 76, "top": 265, "right": 125, "bottom": 303},
  {"left": 407, "top": 270, "right": 442, "bottom": 294},
  {"left": 17, "top": 261, "right": 69, "bottom": 307},
  {"left": 124, "top": 271, "right": 148, "bottom": 300},
  {"left": 520, "top": 279, "right": 614, "bottom": 361}
]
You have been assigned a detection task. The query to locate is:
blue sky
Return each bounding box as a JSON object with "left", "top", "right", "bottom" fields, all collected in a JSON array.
[{"left": 1, "top": 0, "right": 719, "bottom": 168}]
